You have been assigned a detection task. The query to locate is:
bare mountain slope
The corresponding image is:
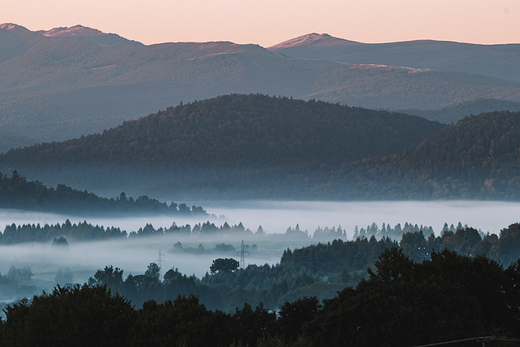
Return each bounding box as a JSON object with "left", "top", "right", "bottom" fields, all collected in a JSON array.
[{"left": 270, "top": 33, "right": 520, "bottom": 83}]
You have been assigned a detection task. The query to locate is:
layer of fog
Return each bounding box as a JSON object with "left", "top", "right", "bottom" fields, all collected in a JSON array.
[
  {"left": 0, "top": 234, "right": 315, "bottom": 302},
  {"left": 1, "top": 200, "right": 520, "bottom": 302},
  {"left": 196, "top": 200, "right": 520, "bottom": 237}
]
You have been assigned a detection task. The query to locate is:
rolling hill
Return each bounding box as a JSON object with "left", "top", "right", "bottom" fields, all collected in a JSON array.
[
  {"left": 1, "top": 94, "right": 519, "bottom": 200},
  {"left": 2, "top": 24, "right": 520, "bottom": 152},
  {"left": 0, "top": 94, "right": 446, "bottom": 199},
  {"left": 338, "top": 110, "right": 520, "bottom": 200}
]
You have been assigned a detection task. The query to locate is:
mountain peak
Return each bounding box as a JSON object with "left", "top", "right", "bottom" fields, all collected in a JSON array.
[
  {"left": 0, "top": 23, "right": 19, "bottom": 30},
  {"left": 38, "top": 25, "right": 104, "bottom": 37},
  {"left": 0, "top": 23, "right": 32, "bottom": 34},
  {"left": 268, "top": 33, "right": 359, "bottom": 50}
]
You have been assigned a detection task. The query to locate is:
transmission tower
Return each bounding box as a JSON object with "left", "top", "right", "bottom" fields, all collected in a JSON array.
[
  {"left": 237, "top": 240, "right": 249, "bottom": 269},
  {"left": 157, "top": 249, "right": 165, "bottom": 278}
]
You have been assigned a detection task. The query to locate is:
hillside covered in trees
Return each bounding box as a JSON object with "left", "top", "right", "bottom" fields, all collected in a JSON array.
[
  {"left": 339, "top": 110, "right": 520, "bottom": 199},
  {"left": 0, "top": 94, "right": 445, "bottom": 199},
  {"left": 4, "top": 96, "right": 520, "bottom": 200},
  {"left": 0, "top": 170, "right": 206, "bottom": 216}
]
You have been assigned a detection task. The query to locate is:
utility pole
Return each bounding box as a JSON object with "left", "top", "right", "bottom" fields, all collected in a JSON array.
[{"left": 237, "top": 240, "right": 249, "bottom": 269}]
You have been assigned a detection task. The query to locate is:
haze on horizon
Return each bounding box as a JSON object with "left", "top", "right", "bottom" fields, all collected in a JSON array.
[{"left": 1, "top": 0, "right": 519, "bottom": 47}]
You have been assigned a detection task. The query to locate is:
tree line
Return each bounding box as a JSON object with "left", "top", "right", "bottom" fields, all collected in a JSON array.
[
  {"left": 0, "top": 219, "right": 429, "bottom": 245},
  {"left": 3, "top": 247, "right": 520, "bottom": 346},
  {"left": 3, "top": 221, "right": 520, "bottom": 317},
  {"left": 0, "top": 170, "right": 206, "bottom": 215}
]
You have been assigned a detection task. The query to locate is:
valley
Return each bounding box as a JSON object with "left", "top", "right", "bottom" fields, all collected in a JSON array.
[{"left": 2, "top": 20, "right": 520, "bottom": 346}]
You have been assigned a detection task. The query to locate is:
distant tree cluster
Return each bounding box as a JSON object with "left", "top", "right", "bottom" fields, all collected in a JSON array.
[
  {"left": 210, "top": 258, "right": 239, "bottom": 274},
  {"left": 169, "top": 242, "right": 239, "bottom": 255},
  {"left": 352, "top": 221, "right": 434, "bottom": 240},
  {"left": 0, "top": 220, "right": 127, "bottom": 244},
  {"left": 0, "top": 170, "right": 207, "bottom": 215},
  {"left": 281, "top": 223, "right": 520, "bottom": 274},
  {"left": 0, "top": 265, "right": 34, "bottom": 300}
]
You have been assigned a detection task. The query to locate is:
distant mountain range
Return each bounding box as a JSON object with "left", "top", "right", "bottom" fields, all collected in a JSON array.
[
  {"left": 2, "top": 24, "right": 520, "bottom": 152},
  {"left": 269, "top": 33, "right": 520, "bottom": 83}
]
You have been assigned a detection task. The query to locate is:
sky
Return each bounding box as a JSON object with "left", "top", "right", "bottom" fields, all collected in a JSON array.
[{"left": 1, "top": 0, "right": 519, "bottom": 47}]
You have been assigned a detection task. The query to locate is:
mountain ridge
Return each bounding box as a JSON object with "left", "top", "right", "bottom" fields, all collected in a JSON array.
[
  {"left": 268, "top": 33, "right": 359, "bottom": 50},
  {"left": 2, "top": 24, "right": 520, "bottom": 153},
  {"left": 270, "top": 33, "right": 520, "bottom": 83},
  {"left": 38, "top": 24, "right": 106, "bottom": 37}
]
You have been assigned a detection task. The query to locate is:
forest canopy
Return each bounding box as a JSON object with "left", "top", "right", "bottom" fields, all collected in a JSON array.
[
  {"left": 0, "top": 170, "right": 206, "bottom": 216},
  {"left": 0, "top": 94, "right": 446, "bottom": 199}
]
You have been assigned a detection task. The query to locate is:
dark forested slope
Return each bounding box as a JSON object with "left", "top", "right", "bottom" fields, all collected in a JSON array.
[
  {"left": 341, "top": 110, "right": 520, "bottom": 199},
  {"left": 5, "top": 98, "right": 520, "bottom": 200},
  {"left": 0, "top": 94, "right": 445, "bottom": 199},
  {"left": 0, "top": 170, "right": 206, "bottom": 216}
]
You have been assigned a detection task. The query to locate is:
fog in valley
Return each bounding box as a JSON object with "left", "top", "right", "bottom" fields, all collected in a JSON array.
[
  {"left": 197, "top": 200, "right": 520, "bottom": 238},
  {"left": 1, "top": 200, "right": 520, "bottom": 303}
]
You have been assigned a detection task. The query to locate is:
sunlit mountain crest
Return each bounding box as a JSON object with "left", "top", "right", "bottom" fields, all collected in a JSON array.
[
  {"left": 38, "top": 24, "right": 106, "bottom": 37},
  {"left": 0, "top": 23, "right": 18, "bottom": 30},
  {"left": 268, "top": 33, "right": 358, "bottom": 50},
  {"left": 0, "top": 23, "right": 34, "bottom": 36}
]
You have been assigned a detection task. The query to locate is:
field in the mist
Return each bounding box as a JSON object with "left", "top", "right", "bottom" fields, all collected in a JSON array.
[{"left": 1, "top": 199, "right": 519, "bottom": 298}]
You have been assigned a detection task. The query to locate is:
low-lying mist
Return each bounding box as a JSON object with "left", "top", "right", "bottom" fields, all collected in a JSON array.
[
  {"left": 1, "top": 199, "right": 519, "bottom": 303},
  {"left": 196, "top": 200, "right": 520, "bottom": 237}
]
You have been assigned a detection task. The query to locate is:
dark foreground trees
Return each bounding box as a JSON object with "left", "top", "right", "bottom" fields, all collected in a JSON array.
[
  {"left": 306, "top": 248, "right": 520, "bottom": 346},
  {"left": 0, "top": 285, "right": 136, "bottom": 346},
  {"left": 3, "top": 249, "right": 520, "bottom": 346}
]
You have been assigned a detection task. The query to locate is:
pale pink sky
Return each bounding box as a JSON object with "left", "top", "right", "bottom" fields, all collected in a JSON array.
[{"left": 1, "top": 0, "right": 519, "bottom": 46}]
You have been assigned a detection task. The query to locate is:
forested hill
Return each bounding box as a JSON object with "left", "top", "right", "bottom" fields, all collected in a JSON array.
[
  {"left": 1, "top": 94, "right": 444, "bottom": 166},
  {"left": 342, "top": 110, "right": 520, "bottom": 199},
  {"left": 0, "top": 170, "right": 206, "bottom": 216},
  {"left": 0, "top": 94, "right": 445, "bottom": 199}
]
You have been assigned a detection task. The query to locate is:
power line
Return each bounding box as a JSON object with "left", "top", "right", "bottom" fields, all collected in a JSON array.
[{"left": 413, "top": 336, "right": 520, "bottom": 347}]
